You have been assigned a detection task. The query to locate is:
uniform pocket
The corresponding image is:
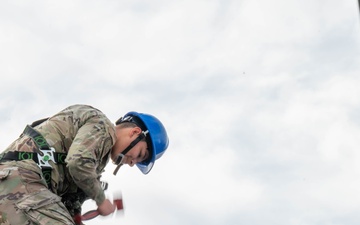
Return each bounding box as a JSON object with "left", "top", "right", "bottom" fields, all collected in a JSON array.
[
  {"left": 15, "top": 190, "right": 75, "bottom": 225},
  {"left": 18, "top": 165, "right": 48, "bottom": 193}
]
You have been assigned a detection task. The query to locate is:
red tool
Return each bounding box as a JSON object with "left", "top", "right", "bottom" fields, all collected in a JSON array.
[{"left": 74, "top": 199, "right": 124, "bottom": 224}]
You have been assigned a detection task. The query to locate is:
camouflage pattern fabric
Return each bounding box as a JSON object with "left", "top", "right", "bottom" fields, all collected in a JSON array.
[
  {"left": 0, "top": 105, "right": 116, "bottom": 224},
  {"left": 0, "top": 161, "right": 74, "bottom": 224}
]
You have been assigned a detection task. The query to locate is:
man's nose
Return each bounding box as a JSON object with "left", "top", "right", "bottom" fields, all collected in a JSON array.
[{"left": 129, "top": 159, "right": 135, "bottom": 167}]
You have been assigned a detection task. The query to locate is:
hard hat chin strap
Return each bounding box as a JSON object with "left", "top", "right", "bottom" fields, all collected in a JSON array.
[{"left": 113, "top": 131, "right": 148, "bottom": 175}]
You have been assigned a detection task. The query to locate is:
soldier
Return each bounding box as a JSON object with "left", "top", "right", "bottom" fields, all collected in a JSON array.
[{"left": 0, "top": 104, "right": 169, "bottom": 224}]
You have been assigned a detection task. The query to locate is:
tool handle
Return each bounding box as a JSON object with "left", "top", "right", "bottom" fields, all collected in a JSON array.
[{"left": 81, "top": 210, "right": 100, "bottom": 220}]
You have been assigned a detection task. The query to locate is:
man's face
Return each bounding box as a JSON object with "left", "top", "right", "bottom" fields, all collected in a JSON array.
[
  {"left": 122, "top": 140, "right": 149, "bottom": 166},
  {"left": 112, "top": 126, "right": 150, "bottom": 166}
]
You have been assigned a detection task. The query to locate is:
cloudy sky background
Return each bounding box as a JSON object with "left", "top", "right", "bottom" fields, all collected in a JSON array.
[{"left": 1, "top": 0, "right": 360, "bottom": 224}]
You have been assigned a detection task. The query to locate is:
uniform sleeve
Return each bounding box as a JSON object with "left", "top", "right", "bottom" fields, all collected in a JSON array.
[{"left": 65, "top": 120, "right": 113, "bottom": 206}]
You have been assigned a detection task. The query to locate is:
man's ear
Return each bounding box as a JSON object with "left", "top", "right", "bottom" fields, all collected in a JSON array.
[{"left": 130, "top": 127, "right": 142, "bottom": 136}]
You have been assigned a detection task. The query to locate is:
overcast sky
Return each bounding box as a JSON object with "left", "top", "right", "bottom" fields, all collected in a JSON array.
[{"left": 1, "top": 0, "right": 360, "bottom": 224}]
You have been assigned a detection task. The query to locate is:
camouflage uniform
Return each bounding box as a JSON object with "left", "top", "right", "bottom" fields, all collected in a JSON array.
[{"left": 0, "top": 105, "right": 116, "bottom": 224}]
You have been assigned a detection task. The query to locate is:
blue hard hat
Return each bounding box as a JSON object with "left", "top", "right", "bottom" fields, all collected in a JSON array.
[{"left": 121, "top": 111, "right": 169, "bottom": 174}]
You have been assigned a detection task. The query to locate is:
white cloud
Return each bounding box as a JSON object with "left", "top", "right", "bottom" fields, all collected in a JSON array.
[{"left": 1, "top": 0, "right": 360, "bottom": 224}]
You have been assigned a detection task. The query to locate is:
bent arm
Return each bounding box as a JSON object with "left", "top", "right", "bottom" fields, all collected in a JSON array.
[{"left": 66, "top": 121, "right": 113, "bottom": 205}]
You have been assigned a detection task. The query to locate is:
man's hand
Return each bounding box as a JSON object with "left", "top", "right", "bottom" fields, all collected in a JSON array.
[
  {"left": 97, "top": 199, "right": 116, "bottom": 216},
  {"left": 78, "top": 198, "right": 123, "bottom": 223}
]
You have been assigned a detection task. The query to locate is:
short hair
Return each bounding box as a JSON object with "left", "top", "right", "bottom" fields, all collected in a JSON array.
[
  {"left": 117, "top": 121, "right": 138, "bottom": 129},
  {"left": 116, "top": 122, "right": 147, "bottom": 143}
]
